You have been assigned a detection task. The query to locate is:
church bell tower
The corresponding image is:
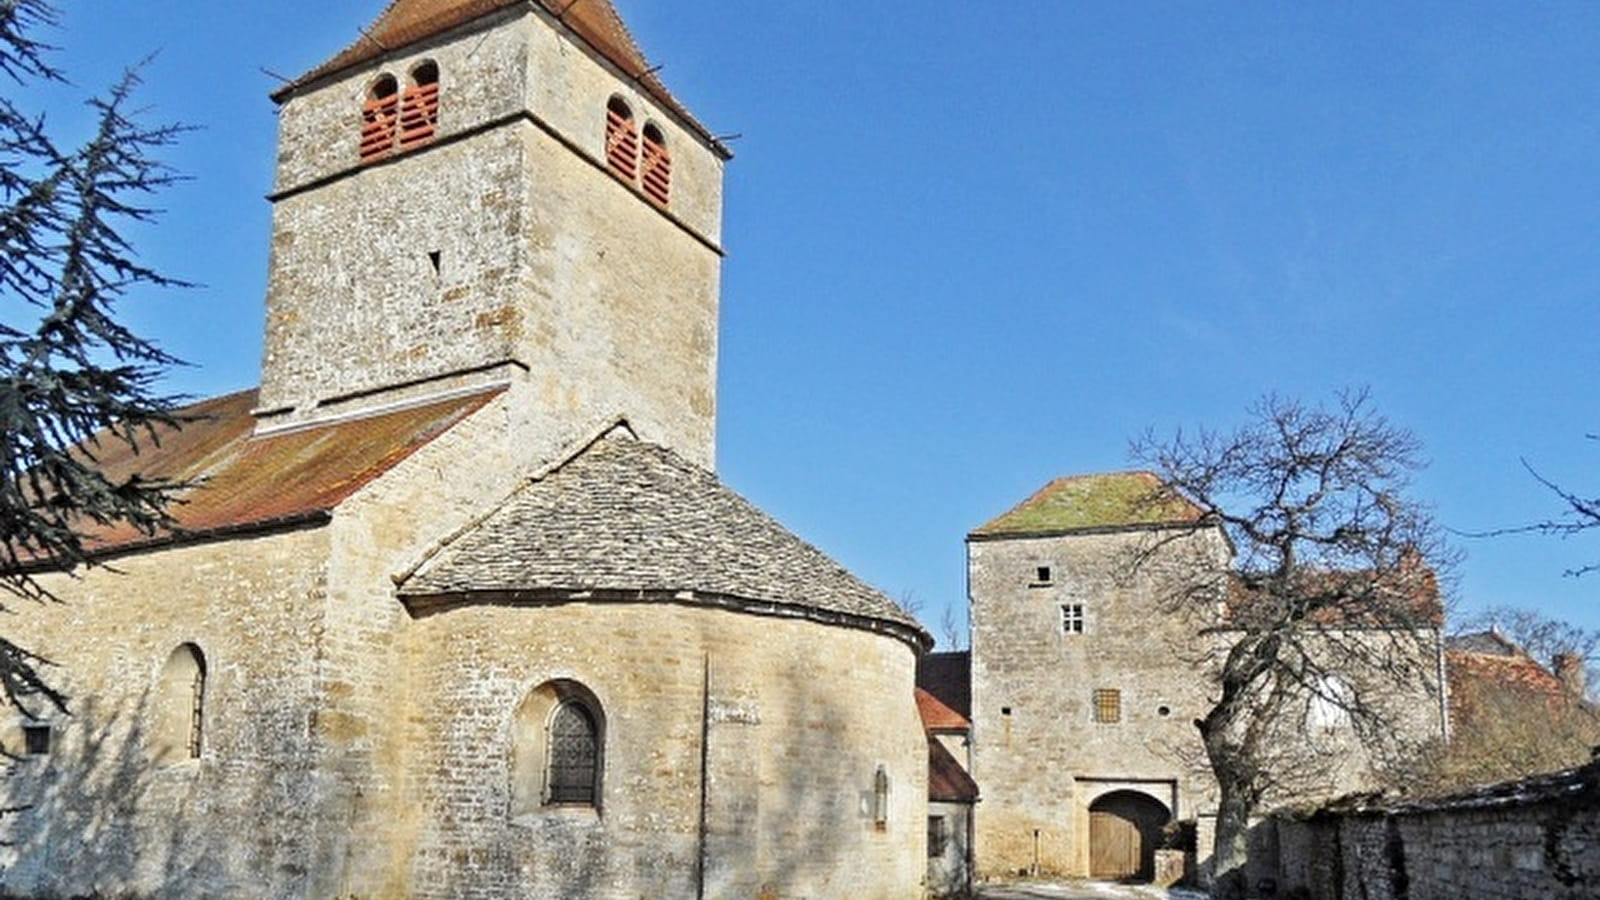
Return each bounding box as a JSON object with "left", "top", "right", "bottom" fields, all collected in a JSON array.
[{"left": 257, "top": 0, "right": 729, "bottom": 467}]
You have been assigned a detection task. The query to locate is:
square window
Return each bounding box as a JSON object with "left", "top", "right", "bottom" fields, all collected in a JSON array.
[
  {"left": 1060, "top": 603, "right": 1084, "bottom": 634},
  {"left": 1093, "top": 689, "right": 1121, "bottom": 724},
  {"left": 22, "top": 724, "right": 50, "bottom": 756},
  {"left": 927, "top": 815, "right": 948, "bottom": 858},
  {"left": 1033, "top": 566, "right": 1053, "bottom": 585}
]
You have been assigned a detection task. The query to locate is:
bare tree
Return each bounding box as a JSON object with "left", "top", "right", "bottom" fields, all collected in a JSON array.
[
  {"left": 0, "top": 0, "right": 188, "bottom": 716},
  {"left": 1514, "top": 442, "right": 1600, "bottom": 576},
  {"left": 938, "top": 603, "right": 965, "bottom": 651},
  {"left": 1132, "top": 390, "right": 1452, "bottom": 900}
]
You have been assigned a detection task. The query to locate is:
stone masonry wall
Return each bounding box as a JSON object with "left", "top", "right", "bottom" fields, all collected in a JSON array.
[
  {"left": 968, "top": 525, "right": 1230, "bottom": 879},
  {"left": 260, "top": 10, "right": 724, "bottom": 467},
  {"left": 397, "top": 601, "right": 928, "bottom": 900},
  {"left": 1272, "top": 763, "right": 1600, "bottom": 900},
  {"left": 0, "top": 528, "right": 330, "bottom": 899}
]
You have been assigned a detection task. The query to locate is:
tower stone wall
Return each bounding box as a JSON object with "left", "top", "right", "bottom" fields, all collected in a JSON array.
[{"left": 259, "top": 7, "right": 724, "bottom": 467}]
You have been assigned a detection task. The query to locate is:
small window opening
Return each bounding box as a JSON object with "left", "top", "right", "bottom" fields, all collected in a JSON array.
[
  {"left": 1000, "top": 706, "right": 1012, "bottom": 716},
  {"left": 872, "top": 765, "right": 890, "bottom": 832},
  {"left": 1060, "top": 603, "right": 1085, "bottom": 634},
  {"left": 360, "top": 74, "right": 401, "bottom": 163},
  {"left": 1093, "top": 688, "right": 1122, "bottom": 724},
  {"left": 604, "top": 97, "right": 639, "bottom": 180},
  {"left": 427, "top": 250, "right": 442, "bottom": 276},
  {"left": 1034, "top": 566, "right": 1052, "bottom": 585},
  {"left": 22, "top": 724, "right": 50, "bottom": 757},
  {"left": 928, "top": 815, "right": 948, "bottom": 858},
  {"left": 1157, "top": 705, "right": 1171, "bottom": 717},
  {"left": 398, "top": 62, "right": 441, "bottom": 152},
  {"left": 640, "top": 123, "right": 671, "bottom": 206}
]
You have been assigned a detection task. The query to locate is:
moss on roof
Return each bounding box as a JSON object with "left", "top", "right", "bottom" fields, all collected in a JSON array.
[{"left": 970, "top": 471, "right": 1203, "bottom": 537}]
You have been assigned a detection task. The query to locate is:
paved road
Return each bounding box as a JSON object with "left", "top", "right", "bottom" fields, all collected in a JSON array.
[{"left": 976, "top": 881, "right": 1206, "bottom": 900}]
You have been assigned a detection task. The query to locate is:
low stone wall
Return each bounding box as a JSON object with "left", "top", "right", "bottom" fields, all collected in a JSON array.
[{"left": 1270, "top": 761, "right": 1600, "bottom": 900}]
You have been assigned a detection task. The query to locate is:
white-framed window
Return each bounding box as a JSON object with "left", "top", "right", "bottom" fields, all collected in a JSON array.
[{"left": 1060, "top": 603, "right": 1085, "bottom": 634}]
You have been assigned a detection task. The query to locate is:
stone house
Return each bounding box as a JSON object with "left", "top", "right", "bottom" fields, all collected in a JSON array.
[
  {"left": 960, "top": 471, "right": 1449, "bottom": 884},
  {"left": 918, "top": 656, "right": 979, "bottom": 897},
  {"left": 0, "top": 1, "right": 933, "bottom": 897}
]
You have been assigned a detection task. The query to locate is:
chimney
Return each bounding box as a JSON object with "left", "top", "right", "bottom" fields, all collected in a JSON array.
[{"left": 1553, "top": 653, "right": 1586, "bottom": 697}]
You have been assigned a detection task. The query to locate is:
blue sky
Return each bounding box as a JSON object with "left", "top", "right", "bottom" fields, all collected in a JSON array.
[{"left": 30, "top": 1, "right": 1600, "bottom": 642}]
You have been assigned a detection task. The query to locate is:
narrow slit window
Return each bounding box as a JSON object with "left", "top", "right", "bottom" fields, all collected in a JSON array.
[
  {"left": 1093, "top": 688, "right": 1121, "bottom": 724},
  {"left": 927, "top": 815, "right": 948, "bottom": 858},
  {"left": 605, "top": 97, "right": 639, "bottom": 180},
  {"left": 1060, "top": 603, "right": 1084, "bottom": 634},
  {"left": 398, "top": 62, "right": 441, "bottom": 152},
  {"left": 360, "top": 74, "right": 401, "bottom": 163},
  {"left": 640, "top": 123, "right": 671, "bottom": 206}
]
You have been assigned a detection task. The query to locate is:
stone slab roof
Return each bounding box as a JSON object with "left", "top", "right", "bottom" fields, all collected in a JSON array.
[
  {"left": 66, "top": 387, "right": 500, "bottom": 556},
  {"left": 916, "top": 651, "right": 971, "bottom": 722},
  {"left": 398, "top": 427, "right": 930, "bottom": 649},
  {"left": 970, "top": 470, "right": 1204, "bottom": 538},
  {"left": 928, "top": 738, "right": 978, "bottom": 804},
  {"left": 275, "top": 0, "right": 724, "bottom": 155}
]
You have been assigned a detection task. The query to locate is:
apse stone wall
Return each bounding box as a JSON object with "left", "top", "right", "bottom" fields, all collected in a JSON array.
[{"left": 393, "top": 602, "right": 927, "bottom": 900}]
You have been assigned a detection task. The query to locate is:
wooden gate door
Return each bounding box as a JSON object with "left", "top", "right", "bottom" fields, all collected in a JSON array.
[{"left": 1088, "top": 809, "right": 1141, "bottom": 879}]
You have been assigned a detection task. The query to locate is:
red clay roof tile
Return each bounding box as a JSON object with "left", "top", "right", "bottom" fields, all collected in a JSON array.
[
  {"left": 276, "top": 0, "right": 723, "bottom": 154},
  {"left": 928, "top": 737, "right": 978, "bottom": 803},
  {"left": 916, "top": 687, "right": 970, "bottom": 733}
]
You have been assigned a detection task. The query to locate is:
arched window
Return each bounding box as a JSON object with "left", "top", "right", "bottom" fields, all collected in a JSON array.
[
  {"left": 360, "top": 74, "right": 400, "bottom": 163},
  {"left": 154, "top": 643, "right": 206, "bottom": 762},
  {"left": 547, "top": 701, "right": 600, "bottom": 804},
  {"left": 640, "top": 123, "right": 671, "bottom": 206},
  {"left": 510, "top": 680, "right": 605, "bottom": 815},
  {"left": 604, "top": 96, "right": 639, "bottom": 180},
  {"left": 398, "top": 61, "right": 441, "bottom": 152}
]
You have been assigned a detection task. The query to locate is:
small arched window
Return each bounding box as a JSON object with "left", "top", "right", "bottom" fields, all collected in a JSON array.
[
  {"left": 510, "top": 680, "right": 605, "bottom": 815},
  {"left": 399, "top": 61, "right": 441, "bottom": 152},
  {"left": 640, "top": 123, "right": 671, "bottom": 206},
  {"left": 604, "top": 96, "right": 639, "bottom": 180},
  {"left": 360, "top": 74, "right": 401, "bottom": 163},
  {"left": 547, "top": 701, "right": 600, "bottom": 804},
  {"left": 154, "top": 643, "right": 206, "bottom": 762}
]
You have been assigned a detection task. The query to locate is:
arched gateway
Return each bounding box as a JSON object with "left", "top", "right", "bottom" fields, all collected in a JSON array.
[{"left": 1088, "top": 790, "right": 1171, "bottom": 881}]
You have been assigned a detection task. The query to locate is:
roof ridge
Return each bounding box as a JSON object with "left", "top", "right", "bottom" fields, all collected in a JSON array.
[{"left": 392, "top": 414, "right": 637, "bottom": 588}]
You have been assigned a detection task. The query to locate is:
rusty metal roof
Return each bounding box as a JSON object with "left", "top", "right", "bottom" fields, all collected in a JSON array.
[
  {"left": 82, "top": 387, "right": 501, "bottom": 553},
  {"left": 275, "top": 0, "right": 725, "bottom": 156},
  {"left": 970, "top": 471, "right": 1205, "bottom": 538}
]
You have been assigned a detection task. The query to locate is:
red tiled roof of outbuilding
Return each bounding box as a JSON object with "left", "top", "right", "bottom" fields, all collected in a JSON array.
[
  {"left": 928, "top": 738, "right": 978, "bottom": 803},
  {"left": 916, "top": 651, "right": 971, "bottom": 722},
  {"left": 275, "top": 0, "right": 723, "bottom": 154},
  {"left": 916, "top": 688, "right": 970, "bottom": 733},
  {"left": 66, "top": 386, "right": 501, "bottom": 556}
]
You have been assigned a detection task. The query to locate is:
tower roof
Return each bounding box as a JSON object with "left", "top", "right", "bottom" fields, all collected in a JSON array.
[
  {"left": 398, "top": 426, "right": 931, "bottom": 650},
  {"left": 969, "top": 471, "right": 1205, "bottom": 538},
  {"left": 275, "top": 0, "right": 722, "bottom": 153}
]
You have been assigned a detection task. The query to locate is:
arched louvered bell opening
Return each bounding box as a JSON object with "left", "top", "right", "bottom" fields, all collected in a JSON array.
[
  {"left": 360, "top": 74, "right": 401, "bottom": 163},
  {"left": 640, "top": 123, "right": 670, "bottom": 206},
  {"left": 398, "top": 61, "right": 440, "bottom": 152},
  {"left": 605, "top": 96, "right": 639, "bottom": 180}
]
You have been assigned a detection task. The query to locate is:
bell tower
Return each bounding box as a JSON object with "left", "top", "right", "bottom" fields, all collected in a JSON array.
[{"left": 257, "top": 0, "right": 729, "bottom": 467}]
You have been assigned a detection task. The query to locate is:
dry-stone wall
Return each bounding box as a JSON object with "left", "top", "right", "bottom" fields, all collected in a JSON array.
[{"left": 1271, "top": 761, "right": 1600, "bottom": 900}]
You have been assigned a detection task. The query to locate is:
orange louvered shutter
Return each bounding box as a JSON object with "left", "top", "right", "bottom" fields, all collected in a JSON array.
[
  {"left": 398, "top": 82, "right": 440, "bottom": 152},
  {"left": 641, "top": 132, "right": 670, "bottom": 206},
  {"left": 606, "top": 107, "right": 639, "bottom": 180},
  {"left": 360, "top": 94, "right": 400, "bottom": 162}
]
